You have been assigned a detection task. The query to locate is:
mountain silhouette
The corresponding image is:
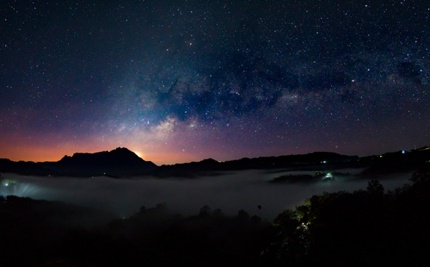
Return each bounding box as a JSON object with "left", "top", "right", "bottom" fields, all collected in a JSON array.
[
  {"left": 0, "top": 146, "right": 429, "bottom": 178},
  {"left": 59, "top": 147, "right": 149, "bottom": 166},
  {"left": 151, "top": 152, "right": 360, "bottom": 177},
  {"left": 0, "top": 159, "right": 52, "bottom": 176},
  {"left": 152, "top": 158, "right": 222, "bottom": 177},
  {"left": 41, "top": 147, "right": 157, "bottom": 177}
]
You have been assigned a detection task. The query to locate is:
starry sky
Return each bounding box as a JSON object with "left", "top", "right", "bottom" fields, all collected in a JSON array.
[{"left": 1, "top": 0, "right": 429, "bottom": 165}]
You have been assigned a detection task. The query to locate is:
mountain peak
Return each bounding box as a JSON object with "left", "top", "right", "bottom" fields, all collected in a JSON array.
[
  {"left": 112, "top": 147, "right": 132, "bottom": 153},
  {"left": 109, "top": 147, "right": 141, "bottom": 158},
  {"left": 52, "top": 147, "right": 157, "bottom": 176}
]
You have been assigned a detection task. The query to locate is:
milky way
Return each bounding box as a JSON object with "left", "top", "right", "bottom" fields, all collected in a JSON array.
[{"left": 1, "top": 0, "right": 429, "bottom": 164}]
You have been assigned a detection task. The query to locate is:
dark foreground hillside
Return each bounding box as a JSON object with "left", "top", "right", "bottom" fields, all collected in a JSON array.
[
  {"left": 1, "top": 166, "right": 430, "bottom": 266},
  {"left": 267, "top": 166, "right": 430, "bottom": 267}
]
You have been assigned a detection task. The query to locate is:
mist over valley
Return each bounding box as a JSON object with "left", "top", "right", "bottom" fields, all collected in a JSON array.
[{"left": 0, "top": 168, "right": 413, "bottom": 220}]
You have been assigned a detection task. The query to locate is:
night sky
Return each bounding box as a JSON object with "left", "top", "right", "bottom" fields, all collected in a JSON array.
[{"left": 1, "top": 0, "right": 429, "bottom": 164}]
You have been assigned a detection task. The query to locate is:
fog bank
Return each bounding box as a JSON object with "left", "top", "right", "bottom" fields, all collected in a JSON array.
[{"left": 1, "top": 169, "right": 412, "bottom": 220}]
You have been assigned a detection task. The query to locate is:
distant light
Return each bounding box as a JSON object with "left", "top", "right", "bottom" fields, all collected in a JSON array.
[
  {"left": 321, "top": 160, "right": 327, "bottom": 164},
  {"left": 325, "top": 172, "right": 333, "bottom": 179},
  {"left": 402, "top": 150, "right": 406, "bottom": 154},
  {"left": 4, "top": 182, "right": 8, "bottom": 187}
]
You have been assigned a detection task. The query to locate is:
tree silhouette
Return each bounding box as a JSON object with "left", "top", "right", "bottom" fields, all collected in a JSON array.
[{"left": 268, "top": 170, "right": 430, "bottom": 266}]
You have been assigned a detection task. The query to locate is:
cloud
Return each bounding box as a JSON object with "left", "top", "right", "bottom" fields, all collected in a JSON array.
[{"left": 2, "top": 170, "right": 412, "bottom": 220}]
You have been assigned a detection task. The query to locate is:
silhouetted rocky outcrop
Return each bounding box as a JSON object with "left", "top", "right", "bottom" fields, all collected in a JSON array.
[{"left": 42, "top": 147, "right": 157, "bottom": 177}]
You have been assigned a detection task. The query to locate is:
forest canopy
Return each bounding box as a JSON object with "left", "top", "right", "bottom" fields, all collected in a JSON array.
[{"left": 1, "top": 166, "right": 429, "bottom": 266}]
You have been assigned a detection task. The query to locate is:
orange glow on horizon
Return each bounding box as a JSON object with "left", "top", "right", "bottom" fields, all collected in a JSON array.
[
  {"left": 1, "top": 130, "right": 237, "bottom": 166},
  {"left": 0, "top": 138, "right": 207, "bottom": 166}
]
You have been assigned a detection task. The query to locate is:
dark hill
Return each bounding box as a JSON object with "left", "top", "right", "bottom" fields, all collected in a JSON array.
[
  {"left": 1, "top": 147, "right": 429, "bottom": 178},
  {"left": 150, "top": 152, "right": 359, "bottom": 177},
  {"left": 222, "top": 152, "right": 357, "bottom": 170},
  {"left": 42, "top": 147, "right": 157, "bottom": 177},
  {"left": 360, "top": 147, "right": 430, "bottom": 175},
  {"left": 152, "top": 158, "right": 222, "bottom": 177},
  {"left": 0, "top": 159, "right": 52, "bottom": 176}
]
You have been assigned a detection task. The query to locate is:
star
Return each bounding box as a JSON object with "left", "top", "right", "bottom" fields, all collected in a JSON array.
[{"left": 0, "top": 0, "right": 429, "bottom": 164}]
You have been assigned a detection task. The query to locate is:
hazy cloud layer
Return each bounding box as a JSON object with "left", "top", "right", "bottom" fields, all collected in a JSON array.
[{"left": 1, "top": 170, "right": 411, "bottom": 220}]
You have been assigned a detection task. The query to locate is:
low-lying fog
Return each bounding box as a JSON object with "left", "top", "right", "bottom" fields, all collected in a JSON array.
[{"left": 0, "top": 169, "right": 413, "bottom": 220}]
